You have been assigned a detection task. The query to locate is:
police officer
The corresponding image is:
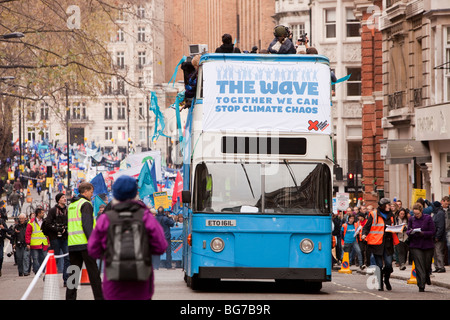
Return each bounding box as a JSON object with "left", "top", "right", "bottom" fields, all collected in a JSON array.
[{"left": 66, "top": 182, "right": 103, "bottom": 300}]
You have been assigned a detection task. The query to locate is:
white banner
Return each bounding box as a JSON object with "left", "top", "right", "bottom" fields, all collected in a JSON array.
[{"left": 202, "top": 60, "right": 331, "bottom": 134}]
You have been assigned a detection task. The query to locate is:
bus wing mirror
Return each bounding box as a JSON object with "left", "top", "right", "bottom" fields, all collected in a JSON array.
[{"left": 182, "top": 190, "right": 191, "bottom": 204}]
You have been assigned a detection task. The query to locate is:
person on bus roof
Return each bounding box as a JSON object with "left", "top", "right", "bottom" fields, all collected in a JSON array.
[
  {"left": 268, "top": 25, "right": 296, "bottom": 54},
  {"left": 215, "top": 34, "right": 241, "bottom": 53}
]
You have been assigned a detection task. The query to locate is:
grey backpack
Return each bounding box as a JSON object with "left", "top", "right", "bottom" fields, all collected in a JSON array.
[{"left": 105, "top": 208, "right": 152, "bottom": 281}]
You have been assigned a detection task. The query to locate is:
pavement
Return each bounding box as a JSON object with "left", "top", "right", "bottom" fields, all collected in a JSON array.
[{"left": 334, "top": 263, "right": 450, "bottom": 290}]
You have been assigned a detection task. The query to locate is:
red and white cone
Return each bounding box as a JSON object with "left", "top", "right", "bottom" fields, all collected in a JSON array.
[{"left": 43, "top": 250, "right": 61, "bottom": 300}]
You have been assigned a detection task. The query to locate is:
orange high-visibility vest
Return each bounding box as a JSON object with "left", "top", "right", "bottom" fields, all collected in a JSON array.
[
  {"left": 366, "top": 210, "right": 399, "bottom": 246},
  {"left": 341, "top": 221, "right": 359, "bottom": 246}
]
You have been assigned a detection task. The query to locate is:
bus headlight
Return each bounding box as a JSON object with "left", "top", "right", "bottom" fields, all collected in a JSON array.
[
  {"left": 210, "top": 237, "right": 225, "bottom": 252},
  {"left": 300, "top": 238, "right": 314, "bottom": 253}
]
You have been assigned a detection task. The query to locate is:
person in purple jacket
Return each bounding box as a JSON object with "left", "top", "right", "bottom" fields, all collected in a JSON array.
[
  {"left": 406, "top": 202, "right": 436, "bottom": 292},
  {"left": 88, "top": 175, "right": 168, "bottom": 300}
]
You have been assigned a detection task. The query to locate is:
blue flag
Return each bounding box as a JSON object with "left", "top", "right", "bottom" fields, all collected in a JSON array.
[
  {"left": 138, "top": 161, "right": 157, "bottom": 199},
  {"left": 93, "top": 195, "right": 107, "bottom": 218},
  {"left": 90, "top": 173, "right": 108, "bottom": 198}
]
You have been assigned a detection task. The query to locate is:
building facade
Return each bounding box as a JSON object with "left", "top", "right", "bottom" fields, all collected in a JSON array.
[{"left": 379, "top": 0, "right": 450, "bottom": 205}]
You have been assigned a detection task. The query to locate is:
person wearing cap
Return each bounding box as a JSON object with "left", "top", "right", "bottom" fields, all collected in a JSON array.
[
  {"left": 66, "top": 182, "right": 103, "bottom": 300},
  {"left": 361, "top": 198, "right": 399, "bottom": 291},
  {"left": 268, "top": 25, "right": 296, "bottom": 54},
  {"left": 88, "top": 175, "right": 167, "bottom": 300},
  {"left": 44, "top": 192, "right": 69, "bottom": 286}
]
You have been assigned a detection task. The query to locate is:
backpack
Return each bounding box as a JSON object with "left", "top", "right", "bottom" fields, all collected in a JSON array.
[{"left": 105, "top": 208, "right": 152, "bottom": 281}]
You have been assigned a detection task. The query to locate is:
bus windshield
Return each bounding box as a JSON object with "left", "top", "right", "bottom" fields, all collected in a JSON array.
[{"left": 193, "top": 162, "right": 331, "bottom": 215}]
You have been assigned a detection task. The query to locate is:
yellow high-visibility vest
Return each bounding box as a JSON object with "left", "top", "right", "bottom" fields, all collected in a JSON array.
[
  {"left": 67, "top": 197, "right": 96, "bottom": 247},
  {"left": 29, "top": 220, "right": 48, "bottom": 247}
]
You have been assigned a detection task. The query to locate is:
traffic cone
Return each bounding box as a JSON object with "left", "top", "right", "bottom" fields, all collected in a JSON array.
[
  {"left": 339, "top": 252, "right": 352, "bottom": 274},
  {"left": 407, "top": 261, "right": 417, "bottom": 284},
  {"left": 43, "top": 250, "right": 61, "bottom": 300},
  {"left": 79, "top": 263, "right": 90, "bottom": 285}
]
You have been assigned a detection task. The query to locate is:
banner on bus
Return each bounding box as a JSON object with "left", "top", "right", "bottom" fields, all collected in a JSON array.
[{"left": 202, "top": 60, "right": 331, "bottom": 134}]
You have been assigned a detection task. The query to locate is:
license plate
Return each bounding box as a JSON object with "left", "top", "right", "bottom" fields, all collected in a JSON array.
[{"left": 206, "top": 219, "right": 236, "bottom": 227}]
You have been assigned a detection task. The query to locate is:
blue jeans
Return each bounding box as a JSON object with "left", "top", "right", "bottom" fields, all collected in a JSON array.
[
  {"left": 373, "top": 249, "right": 393, "bottom": 275},
  {"left": 12, "top": 204, "right": 20, "bottom": 217},
  {"left": 50, "top": 238, "right": 69, "bottom": 283},
  {"left": 15, "top": 246, "right": 30, "bottom": 275},
  {"left": 30, "top": 248, "right": 46, "bottom": 274},
  {"left": 343, "top": 241, "right": 363, "bottom": 266}
]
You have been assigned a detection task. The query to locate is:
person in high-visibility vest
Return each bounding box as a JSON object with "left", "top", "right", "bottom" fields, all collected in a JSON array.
[
  {"left": 362, "top": 198, "right": 399, "bottom": 291},
  {"left": 25, "top": 207, "right": 48, "bottom": 274},
  {"left": 66, "top": 182, "right": 103, "bottom": 300}
]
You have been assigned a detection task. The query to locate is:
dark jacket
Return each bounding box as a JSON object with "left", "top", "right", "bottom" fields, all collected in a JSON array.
[
  {"left": 268, "top": 38, "right": 296, "bottom": 54},
  {"left": 68, "top": 195, "right": 95, "bottom": 252},
  {"left": 156, "top": 212, "right": 175, "bottom": 240},
  {"left": 432, "top": 206, "right": 446, "bottom": 242},
  {"left": 407, "top": 213, "right": 435, "bottom": 250},
  {"left": 362, "top": 208, "right": 396, "bottom": 256},
  {"left": 215, "top": 43, "right": 241, "bottom": 53},
  {"left": 13, "top": 221, "right": 28, "bottom": 247},
  {"left": 43, "top": 204, "right": 68, "bottom": 241}
]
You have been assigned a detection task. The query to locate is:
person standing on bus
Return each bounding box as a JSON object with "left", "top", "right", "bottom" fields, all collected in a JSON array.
[
  {"left": 362, "top": 198, "right": 399, "bottom": 291},
  {"left": 268, "top": 25, "right": 296, "bottom": 54},
  {"left": 215, "top": 34, "right": 241, "bottom": 53}
]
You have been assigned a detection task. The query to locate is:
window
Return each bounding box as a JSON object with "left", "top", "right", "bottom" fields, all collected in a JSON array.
[
  {"left": 104, "top": 102, "right": 112, "bottom": 120},
  {"left": 117, "top": 28, "right": 125, "bottom": 42},
  {"left": 325, "top": 9, "right": 336, "bottom": 38},
  {"left": 105, "top": 127, "right": 113, "bottom": 140},
  {"left": 40, "top": 103, "right": 49, "bottom": 120},
  {"left": 290, "top": 23, "right": 305, "bottom": 43},
  {"left": 117, "top": 126, "right": 126, "bottom": 140},
  {"left": 138, "top": 77, "right": 144, "bottom": 88},
  {"left": 193, "top": 162, "right": 331, "bottom": 215},
  {"left": 104, "top": 79, "right": 112, "bottom": 95},
  {"left": 138, "top": 102, "right": 145, "bottom": 120},
  {"left": 137, "top": 5, "right": 145, "bottom": 19},
  {"left": 117, "top": 102, "right": 126, "bottom": 120},
  {"left": 137, "top": 27, "right": 146, "bottom": 42},
  {"left": 347, "top": 67, "right": 362, "bottom": 96},
  {"left": 446, "top": 27, "right": 450, "bottom": 102},
  {"left": 138, "top": 51, "right": 146, "bottom": 68},
  {"left": 116, "top": 51, "right": 125, "bottom": 68},
  {"left": 72, "top": 103, "right": 81, "bottom": 119},
  {"left": 27, "top": 128, "right": 36, "bottom": 142},
  {"left": 117, "top": 78, "right": 125, "bottom": 95},
  {"left": 139, "top": 126, "right": 146, "bottom": 140},
  {"left": 346, "top": 8, "right": 360, "bottom": 37}
]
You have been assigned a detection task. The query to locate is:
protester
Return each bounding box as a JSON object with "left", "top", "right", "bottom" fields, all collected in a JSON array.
[
  {"left": 357, "top": 213, "right": 370, "bottom": 267},
  {"left": 44, "top": 192, "right": 70, "bottom": 286},
  {"left": 407, "top": 202, "right": 436, "bottom": 292},
  {"left": 3, "top": 180, "right": 13, "bottom": 205},
  {"left": 88, "top": 175, "right": 167, "bottom": 300},
  {"left": 442, "top": 196, "right": 450, "bottom": 265},
  {"left": 268, "top": 25, "right": 296, "bottom": 54},
  {"left": 341, "top": 213, "right": 365, "bottom": 270},
  {"left": 362, "top": 198, "right": 399, "bottom": 291},
  {"left": 9, "top": 190, "right": 20, "bottom": 218},
  {"left": 14, "top": 213, "right": 30, "bottom": 276},
  {"left": 0, "top": 214, "right": 11, "bottom": 277},
  {"left": 431, "top": 201, "right": 446, "bottom": 273},
  {"left": 156, "top": 206, "right": 175, "bottom": 269},
  {"left": 215, "top": 34, "right": 241, "bottom": 53},
  {"left": 395, "top": 208, "right": 409, "bottom": 270},
  {"left": 66, "top": 182, "right": 103, "bottom": 300},
  {"left": 25, "top": 207, "right": 48, "bottom": 274}
]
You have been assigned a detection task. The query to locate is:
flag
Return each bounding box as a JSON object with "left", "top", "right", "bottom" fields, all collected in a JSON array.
[
  {"left": 171, "top": 171, "right": 183, "bottom": 208},
  {"left": 90, "top": 173, "right": 108, "bottom": 198},
  {"left": 93, "top": 195, "right": 107, "bottom": 218},
  {"left": 138, "top": 160, "right": 157, "bottom": 199}
]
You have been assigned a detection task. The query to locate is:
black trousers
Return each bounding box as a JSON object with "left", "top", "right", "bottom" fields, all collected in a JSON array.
[
  {"left": 410, "top": 247, "right": 433, "bottom": 290},
  {"left": 66, "top": 249, "right": 104, "bottom": 300}
]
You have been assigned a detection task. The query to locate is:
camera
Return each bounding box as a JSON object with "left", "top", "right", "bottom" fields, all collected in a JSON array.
[
  {"left": 53, "top": 223, "right": 66, "bottom": 237},
  {"left": 298, "top": 33, "right": 308, "bottom": 44}
]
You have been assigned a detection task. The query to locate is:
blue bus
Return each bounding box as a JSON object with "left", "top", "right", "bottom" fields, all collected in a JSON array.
[{"left": 181, "top": 53, "right": 333, "bottom": 291}]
